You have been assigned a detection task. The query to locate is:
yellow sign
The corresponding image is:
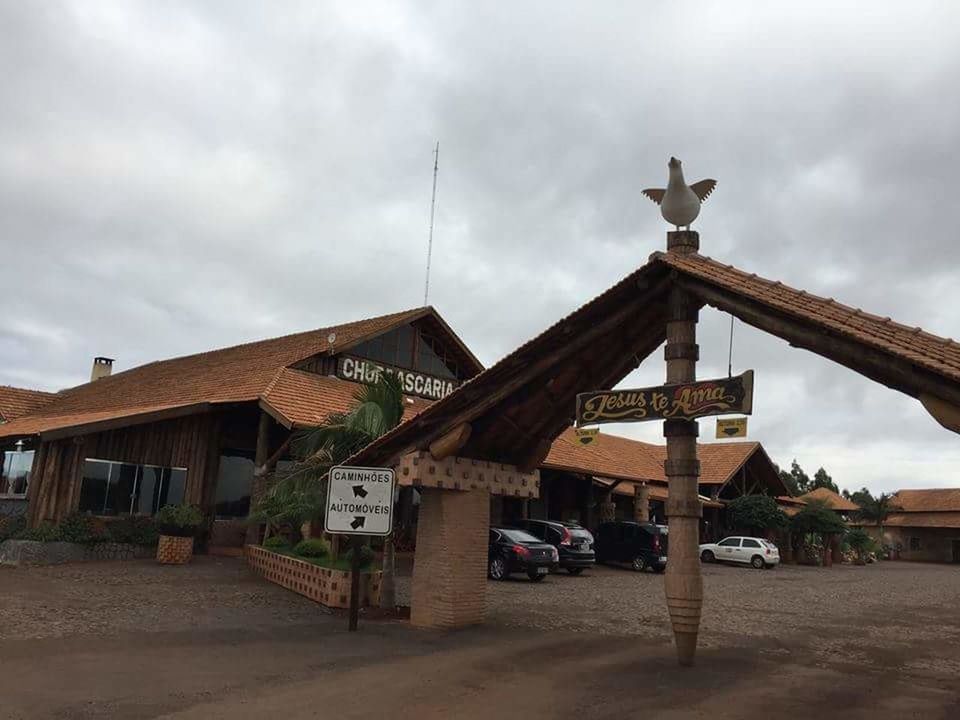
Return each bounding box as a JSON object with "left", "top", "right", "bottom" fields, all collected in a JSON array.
[
  {"left": 575, "top": 427, "right": 599, "bottom": 446},
  {"left": 716, "top": 417, "right": 748, "bottom": 439}
]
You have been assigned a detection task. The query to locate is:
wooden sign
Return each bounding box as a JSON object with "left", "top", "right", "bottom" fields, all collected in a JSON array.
[
  {"left": 716, "top": 417, "right": 748, "bottom": 438},
  {"left": 574, "top": 427, "right": 599, "bottom": 446},
  {"left": 576, "top": 370, "right": 754, "bottom": 426}
]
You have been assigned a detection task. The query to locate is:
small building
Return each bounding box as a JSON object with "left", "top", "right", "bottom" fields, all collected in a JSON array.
[{"left": 872, "top": 489, "right": 960, "bottom": 563}]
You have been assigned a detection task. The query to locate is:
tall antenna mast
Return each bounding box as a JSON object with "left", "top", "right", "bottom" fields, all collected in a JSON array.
[{"left": 423, "top": 141, "right": 439, "bottom": 306}]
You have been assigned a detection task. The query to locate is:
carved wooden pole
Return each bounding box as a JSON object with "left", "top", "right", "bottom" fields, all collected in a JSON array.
[
  {"left": 663, "top": 229, "right": 703, "bottom": 666},
  {"left": 634, "top": 483, "right": 650, "bottom": 522}
]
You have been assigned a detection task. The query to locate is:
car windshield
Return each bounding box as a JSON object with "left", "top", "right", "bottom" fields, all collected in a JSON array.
[
  {"left": 568, "top": 528, "right": 593, "bottom": 540},
  {"left": 500, "top": 529, "right": 541, "bottom": 543},
  {"left": 761, "top": 540, "right": 778, "bottom": 550}
]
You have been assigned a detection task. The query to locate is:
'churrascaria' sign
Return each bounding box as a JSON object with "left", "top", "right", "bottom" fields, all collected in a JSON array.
[{"left": 576, "top": 370, "right": 754, "bottom": 426}]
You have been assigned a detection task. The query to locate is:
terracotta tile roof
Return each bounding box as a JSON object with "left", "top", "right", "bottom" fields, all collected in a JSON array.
[
  {"left": 0, "top": 386, "right": 57, "bottom": 423},
  {"left": 0, "top": 307, "right": 455, "bottom": 439},
  {"left": 883, "top": 512, "right": 960, "bottom": 529},
  {"left": 796, "top": 487, "right": 860, "bottom": 511},
  {"left": 656, "top": 252, "right": 960, "bottom": 384},
  {"left": 891, "top": 488, "right": 960, "bottom": 513},
  {"left": 260, "top": 369, "right": 432, "bottom": 428},
  {"left": 543, "top": 430, "right": 758, "bottom": 486}
]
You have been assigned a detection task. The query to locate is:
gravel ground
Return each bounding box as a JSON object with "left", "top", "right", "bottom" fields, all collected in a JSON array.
[
  {"left": 2, "top": 556, "right": 959, "bottom": 718},
  {"left": 0, "top": 557, "right": 329, "bottom": 640},
  {"left": 483, "top": 561, "right": 960, "bottom": 678}
]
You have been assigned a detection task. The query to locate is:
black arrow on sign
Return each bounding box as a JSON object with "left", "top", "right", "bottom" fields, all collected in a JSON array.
[
  {"left": 352, "top": 485, "right": 368, "bottom": 498},
  {"left": 350, "top": 516, "right": 366, "bottom": 530}
]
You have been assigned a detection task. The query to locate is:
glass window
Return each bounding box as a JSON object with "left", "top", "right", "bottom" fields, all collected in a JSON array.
[
  {"left": 910, "top": 536, "right": 921, "bottom": 551},
  {"left": 79, "top": 460, "right": 112, "bottom": 514},
  {"left": 1, "top": 448, "right": 35, "bottom": 496},
  {"left": 78, "top": 459, "right": 188, "bottom": 516},
  {"left": 214, "top": 450, "right": 255, "bottom": 518},
  {"left": 742, "top": 538, "right": 761, "bottom": 548},
  {"left": 500, "top": 528, "right": 541, "bottom": 543},
  {"left": 718, "top": 537, "right": 741, "bottom": 547}
]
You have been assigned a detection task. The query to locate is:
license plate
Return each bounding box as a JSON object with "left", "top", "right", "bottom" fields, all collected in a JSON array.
[
  {"left": 578, "top": 543, "right": 590, "bottom": 552},
  {"left": 536, "top": 566, "right": 549, "bottom": 575},
  {"left": 659, "top": 557, "right": 667, "bottom": 563}
]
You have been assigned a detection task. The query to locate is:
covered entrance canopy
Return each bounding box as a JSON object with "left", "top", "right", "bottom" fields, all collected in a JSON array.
[
  {"left": 348, "top": 251, "right": 960, "bottom": 471},
  {"left": 343, "top": 245, "right": 960, "bottom": 657}
]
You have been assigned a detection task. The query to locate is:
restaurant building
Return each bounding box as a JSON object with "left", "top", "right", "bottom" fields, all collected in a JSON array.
[
  {"left": 1, "top": 306, "right": 788, "bottom": 546},
  {"left": 0, "top": 308, "right": 482, "bottom": 546},
  {"left": 0, "top": 385, "right": 57, "bottom": 515}
]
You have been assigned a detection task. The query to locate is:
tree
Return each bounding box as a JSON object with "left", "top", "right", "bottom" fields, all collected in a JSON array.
[
  {"left": 255, "top": 373, "right": 406, "bottom": 607},
  {"left": 811, "top": 467, "right": 839, "bottom": 494},
  {"left": 843, "top": 487, "right": 875, "bottom": 509},
  {"left": 773, "top": 462, "right": 799, "bottom": 496},
  {"left": 858, "top": 492, "right": 897, "bottom": 544},
  {"left": 791, "top": 500, "right": 847, "bottom": 536},
  {"left": 726, "top": 495, "right": 789, "bottom": 536},
  {"left": 845, "top": 527, "right": 874, "bottom": 565}
]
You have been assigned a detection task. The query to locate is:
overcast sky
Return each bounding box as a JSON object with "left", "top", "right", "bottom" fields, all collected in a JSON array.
[{"left": 2, "top": 2, "right": 959, "bottom": 495}]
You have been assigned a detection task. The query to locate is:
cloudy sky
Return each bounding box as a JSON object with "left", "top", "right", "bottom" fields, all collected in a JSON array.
[{"left": 2, "top": 2, "right": 959, "bottom": 494}]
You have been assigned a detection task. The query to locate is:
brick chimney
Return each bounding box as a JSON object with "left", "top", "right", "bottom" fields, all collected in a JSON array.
[{"left": 90, "top": 356, "right": 114, "bottom": 382}]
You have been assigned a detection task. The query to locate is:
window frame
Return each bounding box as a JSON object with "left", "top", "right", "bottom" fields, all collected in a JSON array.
[{"left": 77, "top": 458, "right": 188, "bottom": 517}]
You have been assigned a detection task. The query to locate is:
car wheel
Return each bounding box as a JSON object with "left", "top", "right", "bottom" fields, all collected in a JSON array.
[
  {"left": 567, "top": 567, "right": 584, "bottom": 576},
  {"left": 528, "top": 571, "right": 546, "bottom": 582},
  {"left": 701, "top": 550, "right": 715, "bottom": 563},
  {"left": 751, "top": 555, "right": 765, "bottom": 570},
  {"left": 631, "top": 555, "right": 647, "bottom": 572},
  {"left": 488, "top": 556, "right": 507, "bottom": 580}
]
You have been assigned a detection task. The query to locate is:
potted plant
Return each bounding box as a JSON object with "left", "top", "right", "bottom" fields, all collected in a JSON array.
[{"left": 154, "top": 504, "right": 203, "bottom": 565}]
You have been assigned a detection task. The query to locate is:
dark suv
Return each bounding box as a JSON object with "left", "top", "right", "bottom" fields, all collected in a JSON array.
[
  {"left": 594, "top": 520, "right": 668, "bottom": 573},
  {"left": 513, "top": 519, "right": 595, "bottom": 575}
]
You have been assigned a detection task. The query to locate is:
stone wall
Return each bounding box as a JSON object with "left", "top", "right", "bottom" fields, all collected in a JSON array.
[{"left": 0, "top": 540, "right": 154, "bottom": 567}]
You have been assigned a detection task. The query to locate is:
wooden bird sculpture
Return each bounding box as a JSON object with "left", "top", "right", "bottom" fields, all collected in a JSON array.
[{"left": 642, "top": 157, "right": 716, "bottom": 230}]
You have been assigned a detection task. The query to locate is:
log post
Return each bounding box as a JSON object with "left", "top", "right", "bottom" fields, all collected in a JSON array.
[
  {"left": 663, "top": 230, "right": 703, "bottom": 667},
  {"left": 245, "top": 410, "right": 272, "bottom": 546},
  {"left": 634, "top": 483, "right": 650, "bottom": 522}
]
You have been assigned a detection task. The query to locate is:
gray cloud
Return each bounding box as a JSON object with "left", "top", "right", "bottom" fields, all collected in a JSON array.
[{"left": 2, "top": 1, "right": 959, "bottom": 494}]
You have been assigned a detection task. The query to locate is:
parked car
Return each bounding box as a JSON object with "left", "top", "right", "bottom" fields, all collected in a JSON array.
[
  {"left": 488, "top": 527, "right": 559, "bottom": 581},
  {"left": 699, "top": 536, "right": 780, "bottom": 569},
  {"left": 512, "top": 519, "right": 595, "bottom": 575},
  {"left": 594, "top": 520, "right": 668, "bottom": 573}
]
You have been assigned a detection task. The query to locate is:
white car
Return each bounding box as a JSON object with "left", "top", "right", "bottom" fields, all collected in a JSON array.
[{"left": 699, "top": 536, "right": 780, "bottom": 569}]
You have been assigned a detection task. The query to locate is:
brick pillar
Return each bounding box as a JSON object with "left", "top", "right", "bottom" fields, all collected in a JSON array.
[
  {"left": 634, "top": 484, "right": 650, "bottom": 522},
  {"left": 411, "top": 488, "right": 489, "bottom": 629}
]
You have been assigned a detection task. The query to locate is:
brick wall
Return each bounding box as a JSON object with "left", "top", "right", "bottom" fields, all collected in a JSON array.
[{"left": 411, "top": 487, "right": 489, "bottom": 629}]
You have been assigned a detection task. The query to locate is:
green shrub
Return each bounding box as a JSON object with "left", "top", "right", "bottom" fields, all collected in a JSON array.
[
  {"left": 262, "top": 535, "right": 290, "bottom": 551},
  {"left": 107, "top": 516, "right": 159, "bottom": 546},
  {"left": 154, "top": 504, "right": 203, "bottom": 537},
  {"left": 293, "top": 538, "right": 330, "bottom": 558},
  {"left": 58, "top": 513, "right": 105, "bottom": 545},
  {"left": 16, "top": 522, "right": 62, "bottom": 542},
  {"left": 344, "top": 544, "right": 375, "bottom": 569}
]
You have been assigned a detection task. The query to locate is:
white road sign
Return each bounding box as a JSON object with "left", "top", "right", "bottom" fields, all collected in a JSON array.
[{"left": 324, "top": 465, "right": 396, "bottom": 536}]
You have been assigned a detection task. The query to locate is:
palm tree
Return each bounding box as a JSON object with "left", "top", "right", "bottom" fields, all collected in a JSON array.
[
  {"left": 257, "top": 373, "right": 405, "bottom": 606},
  {"left": 858, "top": 492, "right": 897, "bottom": 549}
]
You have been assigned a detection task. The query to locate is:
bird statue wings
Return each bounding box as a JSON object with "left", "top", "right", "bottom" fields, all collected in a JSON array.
[{"left": 642, "top": 157, "right": 716, "bottom": 230}]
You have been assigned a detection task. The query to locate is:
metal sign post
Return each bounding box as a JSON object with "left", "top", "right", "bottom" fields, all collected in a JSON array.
[{"left": 324, "top": 465, "right": 396, "bottom": 632}]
